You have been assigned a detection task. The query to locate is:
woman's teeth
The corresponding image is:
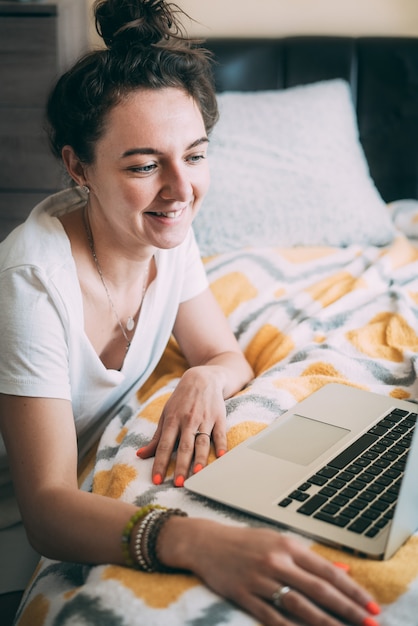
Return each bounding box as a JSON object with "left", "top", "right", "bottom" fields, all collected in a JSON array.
[{"left": 154, "top": 211, "right": 180, "bottom": 218}]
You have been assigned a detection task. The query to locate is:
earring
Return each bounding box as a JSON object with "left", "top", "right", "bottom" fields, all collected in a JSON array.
[{"left": 81, "top": 185, "right": 90, "bottom": 194}]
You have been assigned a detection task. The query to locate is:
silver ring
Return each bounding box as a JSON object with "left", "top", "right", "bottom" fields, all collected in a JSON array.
[
  {"left": 271, "top": 585, "right": 291, "bottom": 609},
  {"left": 194, "top": 430, "right": 211, "bottom": 438}
]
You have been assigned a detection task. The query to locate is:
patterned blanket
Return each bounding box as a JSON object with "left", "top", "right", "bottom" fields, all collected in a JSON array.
[{"left": 14, "top": 234, "right": 418, "bottom": 626}]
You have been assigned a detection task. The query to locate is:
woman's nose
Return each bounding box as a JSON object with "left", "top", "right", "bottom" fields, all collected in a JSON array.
[{"left": 160, "top": 165, "right": 192, "bottom": 201}]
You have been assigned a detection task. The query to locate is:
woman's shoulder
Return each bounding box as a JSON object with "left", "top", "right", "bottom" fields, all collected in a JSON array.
[{"left": 0, "top": 188, "right": 84, "bottom": 274}]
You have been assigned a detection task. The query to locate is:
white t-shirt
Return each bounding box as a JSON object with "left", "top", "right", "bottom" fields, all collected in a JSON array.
[{"left": 0, "top": 187, "right": 208, "bottom": 527}]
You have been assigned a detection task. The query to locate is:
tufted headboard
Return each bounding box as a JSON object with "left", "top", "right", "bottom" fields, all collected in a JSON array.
[{"left": 204, "top": 36, "right": 418, "bottom": 203}]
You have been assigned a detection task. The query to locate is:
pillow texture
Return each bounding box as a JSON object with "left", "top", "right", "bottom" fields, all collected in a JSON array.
[{"left": 193, "top": 79, "right": 396, "bottom": 255}]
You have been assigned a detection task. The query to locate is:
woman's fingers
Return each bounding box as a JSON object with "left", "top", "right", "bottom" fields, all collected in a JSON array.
[
  {"left": 191, "top": 417, "right": 228, "bottom": 473},
  {"left": 235, "top": 592, "right": 294, "bottom": 626},
  {"left": 171, "top": 425, "right": 201, "bottom": 487},
  {"left": 135, "top": 423, "right": 162, "bottom": 459},
  {"left": 292, "top": 545, "right": 378, "bottom": 611},
  {"left": 264, "top": 584, "right": 339, "bottom": 626},
  {"left": 258, "top": 543, "right": 380, "bottom": 626},
  {"left": 211, "top": 416, "right": 228, "bottom": 459},
  {"left": 175, "top": 411, "right": 228, "bottom": 484},
  {"left": 264, "top": 577, "right": 380, "bottom": 626},
  {"left": 138, "top": 422, "right": 225, "bottom": 487},
  {"left": 191, "top": 428, "right": 212, "bottom": 475},
  {"left": 137, "top": 417, "right": 216, "bottom": 486},
  {"left": 137, "top": 410, "right": 227, "bottom": 486},
  {"left": 136, "top": 412, "right": 180, "bottom": 484}
]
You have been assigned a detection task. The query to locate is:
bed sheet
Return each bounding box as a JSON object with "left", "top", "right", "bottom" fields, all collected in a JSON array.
[{"left": 14, "top": 234, "right": 418, "bottom": 626}]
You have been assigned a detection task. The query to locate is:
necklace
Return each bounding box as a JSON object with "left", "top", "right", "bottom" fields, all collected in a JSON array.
[{"left": 83, "top": 207, "right": 149, "bottom": 352}]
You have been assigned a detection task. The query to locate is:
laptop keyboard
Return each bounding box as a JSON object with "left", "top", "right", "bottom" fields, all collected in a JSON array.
[{"left": 278, "top": 406, "right": 417, "bottom": 537}]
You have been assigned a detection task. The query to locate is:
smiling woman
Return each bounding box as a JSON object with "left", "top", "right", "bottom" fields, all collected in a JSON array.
[
  {"left": 0, "top": 2, "right": 381, "bottom": 626},
  {"left": 61, "top": 88, "right": 211, "bottom": 323}
]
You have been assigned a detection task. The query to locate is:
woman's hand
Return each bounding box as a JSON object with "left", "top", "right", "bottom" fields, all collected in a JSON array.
[
  {"left": 136, "top": 365, "right": 228, "bottom": 485},
  {"left": 159, "top": 517, "right": 381, "bottom": 626},
  {"left": 136, "top": 288, "right": 254, "bottom": 486}
]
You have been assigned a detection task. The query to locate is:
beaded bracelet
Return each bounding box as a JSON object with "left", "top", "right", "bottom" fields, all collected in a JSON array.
[
  {"left": 146, "top": 508, "right": 188, "bottom": 572},
  {"left": 133, "top": 507, "right": 188, "bottom": 572},
  {"left": 121, "top": 505, "right": 166, "bottom": 567},
  {"left": 133, "top": 509, "right": 163, "bottom": 572}
]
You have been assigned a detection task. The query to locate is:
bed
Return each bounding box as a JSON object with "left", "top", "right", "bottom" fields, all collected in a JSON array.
[{"left": 13, "top": 36, "right": 418, "bottom": 626}]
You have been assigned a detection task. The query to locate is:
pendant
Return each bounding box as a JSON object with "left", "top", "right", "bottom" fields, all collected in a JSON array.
[{"left": 126, "top": 316, "right": 135, "bottom": 332}]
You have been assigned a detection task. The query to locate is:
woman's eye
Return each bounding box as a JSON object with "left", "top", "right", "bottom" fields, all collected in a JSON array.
[
  {"left": 129, "top": 163, "right": 157, "bottom": 174},
  {"left": 187, "top": 154, "right": 206, "bottom": 164}
]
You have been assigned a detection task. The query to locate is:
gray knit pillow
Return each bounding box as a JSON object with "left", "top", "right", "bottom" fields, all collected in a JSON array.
[{"left": 193, "top": 80, "right": 395, "bottom": 255}]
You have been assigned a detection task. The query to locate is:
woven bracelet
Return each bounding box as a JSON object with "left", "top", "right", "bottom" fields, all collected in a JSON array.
[{"left": 121, "top": 505, "right": 166, "bottom": 568}]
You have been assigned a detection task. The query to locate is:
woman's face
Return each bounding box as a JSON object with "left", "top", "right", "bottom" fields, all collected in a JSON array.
[{"left": 84, "top": 87, "right": 210, "bottom": 252}]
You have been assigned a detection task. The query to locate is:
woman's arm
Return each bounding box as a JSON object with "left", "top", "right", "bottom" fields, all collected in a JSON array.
[
  {"left": 173, "top": 287, "right": 253, "bottom": 398},
  {"left": 1, "top": 395, "right": 379, "bottom": 626},
  {"left": 137, "top": 287, "right": 254, "bottom": 484},
  {"left": 0, "top": 394, "right": 138, "bottom": 564}
]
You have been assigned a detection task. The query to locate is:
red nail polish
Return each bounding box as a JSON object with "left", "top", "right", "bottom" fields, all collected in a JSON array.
[
  {"left": 217, "top": 449, "right": 226, "bottom": 457},
  {"left": 136, "top": 447, "right": 145, "bottom": 457},
  {"left": 152, "top": 473, "right": 162, "bottom": 485},
  {"left": 365, "top": 601, "right": 381, "bottom": 616},
  {"left": 193, "top": 463, "right": 203, "bottom": 474},
  {"left": 174, "top": 475, "right": 184, "bottom": 488},
  {"left": 362, "top": 617, "right": 379, "bottom": 626},
  {"left": 333, "top": 561, "right": 350, "bottom": 572}
]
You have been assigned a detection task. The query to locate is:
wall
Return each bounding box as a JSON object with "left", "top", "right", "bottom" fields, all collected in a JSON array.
[
  {"left": 176, "top": 0, "right": 418, "bottom": 38},
  {"left": 87, "top": 0, "right": 418, "bottom": 44}
]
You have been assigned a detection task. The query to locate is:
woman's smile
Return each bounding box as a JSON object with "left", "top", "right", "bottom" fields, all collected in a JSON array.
[{"left": 145, "top": 205, "right": 187, "bottom": 220}]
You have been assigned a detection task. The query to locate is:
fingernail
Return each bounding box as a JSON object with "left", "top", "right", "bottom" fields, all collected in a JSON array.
[
  {"left": 174, "top": 475, "right": 185, "bottom": 488},
  {"left": 193, "top": 463, "right": 203, "bottom": 474},
  {"left": 333, "top": 561, "right": 350, "bottom": 572},
  {"left": 366, "top": 601, "right": 381, "bottom": 616},
  {"left": 152, "top": 473, "right": 162, "bottom": 485},
  {"left": 136, "top": 447, "right": 145, "bottom": 457},
  {"left": 362, "top": 618, "right": 379, "bottom": 626},
  {"left": 217, "top": 449, "right": 226, "bottom": 457}
]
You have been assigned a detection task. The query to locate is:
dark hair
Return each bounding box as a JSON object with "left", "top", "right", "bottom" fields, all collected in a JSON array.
[{"left": 46, "top": 0, "right": 218, "bottom": 164}]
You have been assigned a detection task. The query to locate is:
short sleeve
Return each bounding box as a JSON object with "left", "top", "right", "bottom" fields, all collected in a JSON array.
[{"left": 0, "top": 266, "right": 72, "bottom": 399}]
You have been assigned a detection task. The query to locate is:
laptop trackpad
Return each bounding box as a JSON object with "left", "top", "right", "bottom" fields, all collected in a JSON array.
[{"left": 249, "top": 414, "right": 350, "bottom": 466}]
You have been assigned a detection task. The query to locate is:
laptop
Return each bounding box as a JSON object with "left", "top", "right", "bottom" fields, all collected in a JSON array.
[{"left": 185, "top": 383, "right": 418, "bottom": 560}]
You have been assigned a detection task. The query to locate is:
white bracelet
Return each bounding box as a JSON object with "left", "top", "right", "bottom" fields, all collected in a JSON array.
[{"left": 133, "top": 510, "right": 159, "bottom": 571}]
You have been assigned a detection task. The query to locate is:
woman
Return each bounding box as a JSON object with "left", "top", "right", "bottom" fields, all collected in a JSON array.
[{"left": 0, "top": 1, "right": 381, "bottom": 625}]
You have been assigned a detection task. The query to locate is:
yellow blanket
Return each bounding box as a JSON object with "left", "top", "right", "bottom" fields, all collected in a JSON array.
[{"left": 15, "top": 236, "right": 418, "bottom": 626}]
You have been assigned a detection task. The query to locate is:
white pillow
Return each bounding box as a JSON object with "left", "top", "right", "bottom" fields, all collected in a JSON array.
[{"left": 193, "top": 79, "right": 396, "bottom": 255}]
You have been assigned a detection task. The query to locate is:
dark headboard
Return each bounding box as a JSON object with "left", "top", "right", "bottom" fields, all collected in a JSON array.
[{"left": 204, "top": 37, "right": 418, "bottom": 203}]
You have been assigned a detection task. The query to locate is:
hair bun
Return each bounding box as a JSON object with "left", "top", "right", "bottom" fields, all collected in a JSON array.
[{"left": 94, "top": 0, "right": 183, "bottom": 49}]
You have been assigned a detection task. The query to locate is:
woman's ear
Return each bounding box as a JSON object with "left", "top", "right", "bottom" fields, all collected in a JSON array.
[{"left": 61, "top": 145, "right": 88, "bottom": 187}]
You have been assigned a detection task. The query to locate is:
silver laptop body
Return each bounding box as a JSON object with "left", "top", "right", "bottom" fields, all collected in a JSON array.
[{"left": 185, "top": 383, "right": 418, "bottom": 559}]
